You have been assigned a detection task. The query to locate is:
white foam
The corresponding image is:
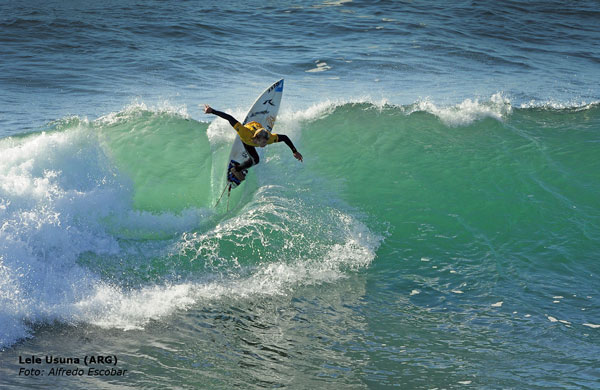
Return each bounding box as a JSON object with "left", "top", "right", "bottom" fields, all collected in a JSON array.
[
  {"left": 64, "top": 195, "right": 381, "bottom": 333},
  {"left": 408, "top": 93, "right": 512, "bottom": 127},
  {"left": 82, "top": 204, "right": 379, "bottom": 330},
  {"left": 205, "top": 107, "right": 247, "bottom": 145},
  {"left": 491, "top": 301, "right": 503, "bottom": 307},
  {"left": 176, "top": 187, "right": 381, "bottom": 298},
  {"left": 0, "top": 119, "right": 216, "bottom": 347},
  {"left": 306, "top": 61, "right": 332, "bottom": 73},
  {"left": 583, "top": 323, "right": 600, "bottom": 329},
  {"left": 278, "top": 97, "right": 390, "bottom": 127},
  {"left": 75, "top": 282, "right": 198, "bottom": 330},
  {"left": 0, "top": 124, "right": 126, "bottom": 346},
  {"left": 277, "top": 94, "right": 513, "bottom": 130},
  {"left": 519, "top": 99, "right": 599, "bottom": 110},
  {"left": 52, "top": 181, "right": 380, "bottom": 336},
  {"left": 313, "top": 0, "right": 352, "bottom": 8},
  {"left": 96, "top": 100, "right": 190, "bottom": 126}
]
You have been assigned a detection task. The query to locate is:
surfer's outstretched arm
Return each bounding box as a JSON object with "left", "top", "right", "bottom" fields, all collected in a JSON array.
[
  {"left": 277, "top": 134, "right": 303, "bottom": 162},
  {"left": 204, "top": 105, "right": 238, "bottom": 127}
]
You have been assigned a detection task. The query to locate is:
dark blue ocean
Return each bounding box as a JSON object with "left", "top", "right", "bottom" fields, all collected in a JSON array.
[{"left": 1, "top": 1, "right": 599, "bottom": 389}]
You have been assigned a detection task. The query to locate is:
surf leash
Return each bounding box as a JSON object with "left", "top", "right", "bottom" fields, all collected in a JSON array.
[
  {"left": 226, "top": 184, "right": 231, "bottom": 212},
  {"left": 214, "top": 182, "right": 230, "bottom": 208}
]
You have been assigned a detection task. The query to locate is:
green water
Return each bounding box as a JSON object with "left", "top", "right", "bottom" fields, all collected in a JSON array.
[
  {"left": 98, "top": 108, "right": 212, "bottom": 212},
  {"left": 1, "top": 102, "right": 599, "bottom": 389}
]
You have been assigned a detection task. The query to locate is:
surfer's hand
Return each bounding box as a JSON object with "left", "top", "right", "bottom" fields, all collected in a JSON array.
[
  {"left": 293, "top": 151, "right": 303, "bottom": 162},
  {"left": 204, "top": 104, "right": 213, "bottom": 114}
]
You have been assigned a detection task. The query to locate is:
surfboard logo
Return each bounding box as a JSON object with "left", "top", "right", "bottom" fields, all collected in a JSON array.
[
  {"left": 248, "top": 109, "right": 269, "bottom": 118},
  {"left": 274, "top": 80, "right": 284, "bottom": 92},
  {"left": 263, "top": 99, "right": 275, "bottom": 106},
  {"left": 267, "top": 80, "right": 283, "bottom": 93}
]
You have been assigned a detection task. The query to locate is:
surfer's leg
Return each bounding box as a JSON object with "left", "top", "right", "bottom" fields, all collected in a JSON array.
[{"left": 238, "top": 144, "right": 260, "bottom": 170}]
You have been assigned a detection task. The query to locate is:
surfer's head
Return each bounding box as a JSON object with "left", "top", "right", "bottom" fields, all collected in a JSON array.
[{"left": 253, "top": 128, "right": 270, "bottom": 147}]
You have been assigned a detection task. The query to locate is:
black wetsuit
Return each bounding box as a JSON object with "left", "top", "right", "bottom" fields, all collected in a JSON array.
[{"left": 210, "top": 109, "right": 298, "bottom": 170}]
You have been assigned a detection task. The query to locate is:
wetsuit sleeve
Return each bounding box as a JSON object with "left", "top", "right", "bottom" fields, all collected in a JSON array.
[
  {"left": 276, "top": 134, "right": 298, "bottom": 153},
  {"left": 211, "top": 109, "right": 239, "bottom": 127}
]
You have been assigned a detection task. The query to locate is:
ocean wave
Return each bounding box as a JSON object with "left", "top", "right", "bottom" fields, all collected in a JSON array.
[
  {"left": 0, "top": 123, "right": 124, "bottom": 347},
  {"left": 405, "top": 93, "right": 513, "bottom": 126},
  {"left": 0, "top": 103, "right": 382, "bottom": 348},
  {"left": 278, "top": 94, "right": 600, "bottom": 128},
  {"left": 2, "top": 96, "right": 599, "bottom": 348},
  {"left": 275, "top": 94, "right": 512, "bottom": 128}
]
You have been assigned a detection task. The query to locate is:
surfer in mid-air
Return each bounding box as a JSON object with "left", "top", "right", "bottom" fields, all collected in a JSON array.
[{"left": 204, "top": 104, "right": 303, "bottom": 181}]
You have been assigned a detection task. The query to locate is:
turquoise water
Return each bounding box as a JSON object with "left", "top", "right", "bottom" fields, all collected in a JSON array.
[{"left": 1, "top": 1, "right": 600, "bottom": 389}]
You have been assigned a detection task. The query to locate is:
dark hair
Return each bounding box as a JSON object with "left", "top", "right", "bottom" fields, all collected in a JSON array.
[{"left": 255, "top": 129, "right": 269, "bottom": 140}]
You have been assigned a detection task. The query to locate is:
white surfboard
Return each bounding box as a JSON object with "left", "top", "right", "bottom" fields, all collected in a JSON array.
[{"left": 226, "top": 79, "right": 284, "bottom": 188}]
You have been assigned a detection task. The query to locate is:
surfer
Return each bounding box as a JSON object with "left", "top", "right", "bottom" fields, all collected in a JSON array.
[{"left": 204, "top": 104, "right": 303, "bottom": 181}]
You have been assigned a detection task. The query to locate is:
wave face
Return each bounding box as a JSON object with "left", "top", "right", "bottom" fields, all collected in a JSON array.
[
  {"left": 299, "top": 99, "right": 600, "bottom": 258},
  {"left": 0, "top": 102, "right": 382, "bottom": 347},
  {"left": 1, "top": 98, "right": 599, "bottom": 390},
  {"left": 2, "top": 98, "right": 599, "bottom": 349}
]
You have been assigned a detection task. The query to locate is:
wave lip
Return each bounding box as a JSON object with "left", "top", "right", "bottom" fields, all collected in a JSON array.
[
  {"left": 281, "top": 94, "right": 600, "bottom": 131},
  {"left": 405, "top": 93, "right": 513, "bottom": 126},
  {"left": 278, "top": 93, "right": 514, "bottom": 128}
]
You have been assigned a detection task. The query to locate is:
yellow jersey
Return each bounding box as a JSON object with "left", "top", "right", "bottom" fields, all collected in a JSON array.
[{"left": 234, "top": 121, "right": 278, "bottom": 147}]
